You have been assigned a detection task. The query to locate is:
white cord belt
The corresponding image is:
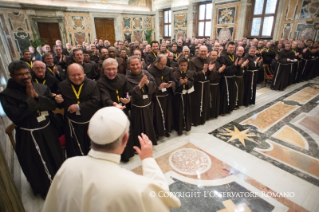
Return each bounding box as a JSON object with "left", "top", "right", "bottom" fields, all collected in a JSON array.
[
  {"left": 132, "top": 101, "right": 152, "bottom": 108},
  {"left": 67, "top": 117, "right": 90, "bottom": 156},
  {"left": 19, "top": 121, "right": 53, "bottom": 183},
  {"left": 155, "top": 94, "right": 169, "bottom": 131}
]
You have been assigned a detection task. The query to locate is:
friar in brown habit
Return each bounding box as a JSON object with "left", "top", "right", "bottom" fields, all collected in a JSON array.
[
  {"left": 188, "top": 46, "right": 212, "bottom": 126},
  {"left": 148, "top": 54, "right": 176, "bottom": 138}
]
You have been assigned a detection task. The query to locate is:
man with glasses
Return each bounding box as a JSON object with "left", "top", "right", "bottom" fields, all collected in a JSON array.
[
  {"left": 43, "top": 52, "right": 66, "bottom": 82},
  {"left": 0, "top": 60, "right": 64, "bottom": 198}
]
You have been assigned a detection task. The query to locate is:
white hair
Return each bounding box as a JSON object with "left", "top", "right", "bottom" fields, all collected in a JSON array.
[{"left": 102, "top": 58, "right": 118, "bottom": 69}]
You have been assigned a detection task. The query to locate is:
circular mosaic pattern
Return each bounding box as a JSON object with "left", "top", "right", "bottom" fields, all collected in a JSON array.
[{"left": 169, "top": 148, "right": 212, "bottom": 175}]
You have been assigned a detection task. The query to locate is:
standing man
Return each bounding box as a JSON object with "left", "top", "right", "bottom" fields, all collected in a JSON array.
[
  {"left": 63, "top": 43, "right": 72, "bottom": 56},
  {"left": 98, "top": 58, "right": 134, "bottom": 162},
  {"left": 53, "top": 45, "right": 67, "bottom": 70},
  {"left": 148, "top": 54, "right": 176, "bottom": 138},
  {"left": 145, "top": 41, "right": 160, "bottom": 66},
  {"left": 243, "top": 47, "right": 260, "bottom": 107},
  {"left": 219, "top": 41, "right": 240, "bottom": 115},
  {"left": 72, "top": 49, "right": 99, "bottom": 80},
  {"left": 126, "top": 56, "right": 157, "bottom": 146},
  {"left": 108, "top": 47, "right": 126, "bottom": 75},
  {"left": 173, "top": 57, "right": 194, "bottom": 135},
  {"left": 20, "top": 50, "right": 33, "bottom": 71},
  {"left": 209, "top": 51, "right": 223, "bottom": 118},
  {"left": 234, "top": 46, "right": 246, "bottom": 108},
  {"left": 57, "top": 63, "right": 101, "bottom": 157},
  {"left": 32, "top": 61, "right": 59, "bottom": 94},
  {"left": 43, "top": 52, "right": 66, "bottom": 82},
  {"left": 189, "top": 46, "right": 212, "bottom": 125},
  {"left": 0, "top": 61, "right": 64, "bottom": 198}
]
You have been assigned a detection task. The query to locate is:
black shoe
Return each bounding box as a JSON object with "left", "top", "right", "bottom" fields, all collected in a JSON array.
[{"left": 165, "top": 133, "right": 170, "bottom": 137}]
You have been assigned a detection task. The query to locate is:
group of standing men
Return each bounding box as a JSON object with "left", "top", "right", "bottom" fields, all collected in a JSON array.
[{"left": 1, "top": 36, "right": 318, "bottom": 199}]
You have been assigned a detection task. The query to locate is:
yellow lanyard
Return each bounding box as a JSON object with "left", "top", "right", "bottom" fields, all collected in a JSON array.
[
  {"left": 67, "top": 49, "right": 71, "bottom": 54},
  {"left": 228, "top": 55, "right": 234, "bottom": 62},
  {"left": 265, "top": 48, "right": 269, "bottom": 51},
  {"left": 141, "top": 87, "right": 145, "bottom": 93},
  {"left": 26, "top": 61, "right": 33, "bottom": 68},
  {"left": 181, "top": 71, "right": 186, "bottom": 89},
  {"left": 71, "top": 83, "right": 84, "bottom": 104},
  {"left": 292, "top": 49, "right": 296, "bottom": 54},
  {"left": 115, "top": 90, "right": 120, "bottom": 102},
  {"left": 126, "top": 47, "right": 129, "bottom": 50},
  {"left": 161, "top": 76, "right": 163, "bottom": 82},
  {"left": 153, "top": 52, "right": 157, "bottom": 58},
  {"left": 47, "top": 66, "right": 55, "bottom": 73},
  {"left": 35, "top": 78, "right": 46, "bottom": 84},
  {"left": 308, "top": 47, "right": 311, "bottom": 51},
  {"left": 173, "top": 53, "right": 177, "bottom": 58},
  {"left": 278, "top": 49, "right": 280, "bottom": 52}
]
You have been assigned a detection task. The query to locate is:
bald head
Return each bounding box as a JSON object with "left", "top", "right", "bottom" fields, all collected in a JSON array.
[
  {"left": 199, "top": 46, "right": 208, "bottom": 59},
  {"left": 68, "top": 63, "right": 85, "bottom": 85},
  {"left": 236, "top": 46, "right": 245, "bottom": 57}
]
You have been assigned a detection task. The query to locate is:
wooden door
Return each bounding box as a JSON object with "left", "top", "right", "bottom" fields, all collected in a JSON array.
[
  {"left": 94, "top": 18, "right": 115, "bottom": 46},
  {"left": 37, "top": 22, "right": 61, "bottom": 50}
]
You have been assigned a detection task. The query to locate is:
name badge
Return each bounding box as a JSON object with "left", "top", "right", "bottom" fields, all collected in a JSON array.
[
  {"left": 143, "top": 95, "right": 148, "bottom": 99},
  {"left": 41, "top": 111, "right": 49, "bottom": 116},
  {"left": 182, "top": 90, "right": 187, "bottom": 95},
  {"left": 37, "top": 115, "right": 46, "bottom": 122},
  {"left": 162, "top": 88, "right": 167, "bottom": 92},
  {"left": 76, "top": 110, "right": 81, "bottom": 115},
  {"left": 188, "top": 86, "right": 194, "bottom": 94}
]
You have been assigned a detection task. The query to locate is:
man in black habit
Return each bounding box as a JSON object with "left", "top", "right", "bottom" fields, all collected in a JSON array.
[
  {"left": 0, "top": 61, "right": 64, "bottom": 198},
  {"left": 97, "top": 58, "right": 134, "bottom": 161},
  {"left": 20, "top": 50, "right": 33, "bottom": 71},
  {"left": 173, "top": 57, "right": 194, "bottom": 135},
  {"left": 32, "top": 61, "right": 59, "bottom": 94},
  {"left": 56, "top": 63, "right": 101, "bottom": 157},
  {"left": 72, "top": 49, "right": 99, "bottom": 80},
  {"left": 219, "top": 41, "right": 240, "bottom": 115},
  {"left": 125, "top": 56, "right": 157, "bottom": 146},
  {"left": 145, "top": 41, "right": 160, "bottom": 66},
  {"left": 43, "top": 52, "right": 66, "bottom": 82},
  {"left": 234, "top": 47, "right": 246, "bottom": 109},
  {"left": 148, "top": 54, "right": 176, "bottom": 138},
  {"left": 272, "top": 42, "right": 296, "bottom": 91},
  {"left": 209, "top": 51, "right": 224, "bottom": 119},
  {"left": 243, "top": 47, "right": 261, "bottom": 107},
  {"left": 189, "top": 46, "right": 212, "bottom": 125}
]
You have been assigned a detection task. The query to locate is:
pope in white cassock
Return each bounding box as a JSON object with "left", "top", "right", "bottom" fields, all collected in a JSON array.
[{"left": 42, "top": 107, "right": 181, "bottom": 212}]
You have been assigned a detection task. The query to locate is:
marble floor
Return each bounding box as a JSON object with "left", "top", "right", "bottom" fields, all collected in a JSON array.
[{"left": 19, "top": 78, "right": 319, "bottom": 212}]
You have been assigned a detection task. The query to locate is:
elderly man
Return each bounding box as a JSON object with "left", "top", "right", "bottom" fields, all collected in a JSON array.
[
  {"left": 0, "top": 61, "right": 63, "bottom": 198},
  {"left": 57, "top": 63, "right": 101, "bottom": 157},
  {"left": 42, "top": 107, "right": 181, "bottom": 212},
  {"left": 189, "top": 46, "right": 212, "bottom": 125},
  {"left": 97, "top": 58, "right": 133, "bottom": 161},
  {"left": 32, "top": 61, "right": 59, "bottom": 94},
  {"left": 148, "top": 54, "right": 176, "bottom": 138},
  {"left": 89, "top": 44, "right": 100, "bottom": 63},
  {"left": 126, "top": 56, "right": 157, "bottom": 146},
  {"left": 43, "top": 52, "right": 66, "bottom": 81}
]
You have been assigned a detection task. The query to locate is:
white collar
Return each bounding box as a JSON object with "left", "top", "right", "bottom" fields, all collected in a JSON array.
[{"left": 88, "top": 149, "right": 121, "bottom": 165}]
